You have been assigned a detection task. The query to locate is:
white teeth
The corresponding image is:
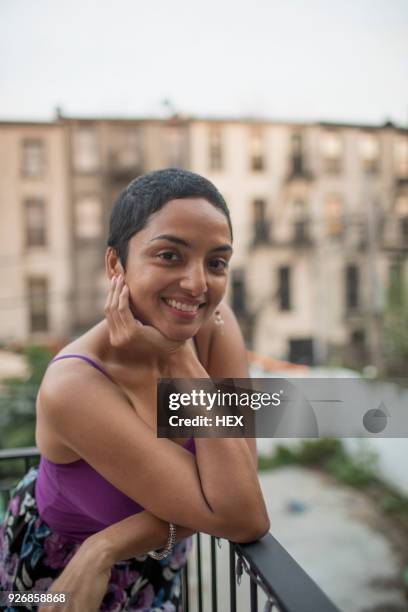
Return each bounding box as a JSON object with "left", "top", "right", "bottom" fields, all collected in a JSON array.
[{"left": 165, "top": 298, "right": 200, "bottom": 313}]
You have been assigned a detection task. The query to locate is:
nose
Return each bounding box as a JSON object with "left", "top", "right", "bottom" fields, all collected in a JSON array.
[{"left": 179, "top": 261, "right": 208, "bottom": 297}]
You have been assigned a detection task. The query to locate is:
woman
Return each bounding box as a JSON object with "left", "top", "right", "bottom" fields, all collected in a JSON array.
[{"left": 0, "top": 168, "right": 270, "bottom": 611}]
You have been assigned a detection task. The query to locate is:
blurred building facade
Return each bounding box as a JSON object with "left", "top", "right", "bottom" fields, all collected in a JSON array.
[
  {"left": 190, "top": 120, "right": 408, "bottom": 370},
  {"left": 63, "top": 117, "right": 189, "bottom": 331},
  {"left": 1, "top": 114, "right": 407, "bottom": 371},
  {"left": 0, "top": 120, "right": 72, "bottom": 344}
]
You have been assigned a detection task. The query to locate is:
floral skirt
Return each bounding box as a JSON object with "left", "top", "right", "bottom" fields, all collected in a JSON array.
[{"left": 0, "top": 468, "right": 192, "bottom": 611}]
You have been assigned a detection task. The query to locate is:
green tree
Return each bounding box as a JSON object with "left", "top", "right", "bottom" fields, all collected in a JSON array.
[
  {"left": 383, "top": 262, "right": 408, "bottom": 372},
  {"left": 0, "top": 346, "right": 51, "bottom": 449}
]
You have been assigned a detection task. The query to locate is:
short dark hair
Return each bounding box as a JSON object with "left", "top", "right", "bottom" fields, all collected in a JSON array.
[{"left": 107, "top": 168, "right": 233, "bottom": 269}]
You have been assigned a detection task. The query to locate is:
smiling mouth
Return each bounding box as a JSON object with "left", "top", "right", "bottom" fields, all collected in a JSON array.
[{"left": 162, "top": 298, "right": 206, "bottom": 314}]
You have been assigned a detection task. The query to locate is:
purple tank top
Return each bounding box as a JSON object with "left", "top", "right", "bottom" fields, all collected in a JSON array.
[{"left": 35, "top": 354, "right": 196, "bottom": 543}]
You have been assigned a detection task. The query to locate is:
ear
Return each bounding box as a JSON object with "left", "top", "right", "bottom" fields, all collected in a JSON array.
[{"left": 105, "top": 247, "right": 125, "bottom": 280}]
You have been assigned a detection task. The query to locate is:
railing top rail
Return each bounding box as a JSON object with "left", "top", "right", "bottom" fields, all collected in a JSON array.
[
  {"left": 237, "top": 533, "right": 340, "bottom": 612},
  {"left": 0, "top": 447, "right": 40, "bottom": 460}
]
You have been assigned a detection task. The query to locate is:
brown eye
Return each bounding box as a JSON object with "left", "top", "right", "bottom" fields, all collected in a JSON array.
[
  {"left": 208, "top": 259, "right": 228, "bottom": 271},
  {"left": 158, "top": 251, "right": 179, "bottom": 261}
]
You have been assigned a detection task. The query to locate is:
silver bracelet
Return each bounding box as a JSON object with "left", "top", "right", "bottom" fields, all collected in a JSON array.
[{"left": 148, "top": 523, "right": 177, "bottom": 560}]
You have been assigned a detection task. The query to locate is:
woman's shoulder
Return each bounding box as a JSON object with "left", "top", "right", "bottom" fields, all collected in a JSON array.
[
  {"left": 36, "top": 354, "right": 114, "bottom": 464},
  {"left": 36, "top": 343, "right": 99, "bottom": 464},
  {"left": 44, "top": 322, "right": 112, "bottom": 384},
  {"left": 36, "top": 334, "right": 128, "bottom": 463},
  {"left": 39, "top": 333, "right": 115, "bottom": 420}
]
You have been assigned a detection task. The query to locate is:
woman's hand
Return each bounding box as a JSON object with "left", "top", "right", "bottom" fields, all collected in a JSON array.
[
  {"left": 38, "top": 538, "right": 112, "bottom": 612},
  {"left": 104, "top": 274, "right": 183, "bottom": 356},
  {"left": 104, "top": 274, "right": 209, "bottom": 379},
  {"left": 38, "top": 513, "right": 196, "bottom": 612}
]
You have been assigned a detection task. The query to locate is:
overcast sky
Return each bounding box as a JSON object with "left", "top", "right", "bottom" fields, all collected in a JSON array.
[{"left": 1, "top": 0, "right": 407, "bottom": 125}]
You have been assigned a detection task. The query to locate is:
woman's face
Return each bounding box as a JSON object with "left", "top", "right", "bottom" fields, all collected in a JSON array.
[{"left": 122, "top": 198, "right": 233, "bottom": 341}]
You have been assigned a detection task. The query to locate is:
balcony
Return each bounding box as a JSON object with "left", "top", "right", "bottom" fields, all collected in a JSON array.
[
  {"left": 250, "top": 221, "right": 272, "bottom": 248},
  {"left": 107, "top": 152, "right": 144, "bottom": 182},
  {"left": 292, "top": 220, "right": 313, "bottom": 248},
  {"left": 395, "top": 175, "right": 408, "bottom": 189},
  {"left": 399, "top": 217, "right": 408, "bottom": 247},
  {"left": 286, "top": 156, "right": 314, "bottom": 183},
  {"left": 0, "top": 448, "right": 339, "bottom": 611}
]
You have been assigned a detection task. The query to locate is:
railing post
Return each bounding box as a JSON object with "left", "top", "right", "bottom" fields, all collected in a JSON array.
[
  {"left": 196, "top": 532, "right": 203, "bottom": 612},
  {"left": 24, "top": 456, "right": 30, "bottom": 474},
  {"left": 250, "top": 578, "right": 258, "bottom": 612},
  {"left": 182, "top": 561, "right": 189, "bottom": 612},
  {"left": 210, "top": 536, "right": 218, "bottom": 612},
  {"left": 229, "top": 542, "right": 237, "bottom": 612}
]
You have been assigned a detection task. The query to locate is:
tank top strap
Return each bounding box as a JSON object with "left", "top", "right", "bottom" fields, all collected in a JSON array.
[{"left": 49, "top": 354, "right": 114, "bottom": 382}]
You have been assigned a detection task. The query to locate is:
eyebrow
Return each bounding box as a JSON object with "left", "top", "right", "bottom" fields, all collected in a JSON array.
[{"left": 149, "top": 234, "right": 233, "bottom": 253}]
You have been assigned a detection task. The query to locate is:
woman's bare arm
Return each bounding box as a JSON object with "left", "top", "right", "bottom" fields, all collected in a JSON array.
[{"left": 89, "top": 512, "right": 195, "bottom": 563}]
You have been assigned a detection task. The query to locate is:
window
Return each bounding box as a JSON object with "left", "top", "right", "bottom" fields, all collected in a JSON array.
[
  {"left": 75, "top": 196, "right": 102, "bottom": 240},
  {"left": 278, "top": 266, "right": 291, "bottom": 311},
  {"left": 22, "top": 139, "right": 46, "bottom": 177},
  {"left": 231, "top": 269, "right": 246, "bottom": 315},
  {"left": 167, "top": 127, "right": 184, "bottom": 168},
  {"left": 324, "top": 195, "right": 343, "bottom": 237},
  {"left": 360, "top": 133, "right": 380, "bottom": 174},
  {"left": 24, "top": 198, "right": 46, "bottom": 247},
  {"left": 208, "top": 127, "right": 223, "bottom": 171},
  {"left": 28, "top": 277, "right": 48, "bottom": 332},
  {"left": 249, "top": 129, "right": 265, "bottom": 171},
  {"left": 73, "top": 126, "right": 99, "bottom": 172},
  {"left": 394, "top": 137, "right": 408, "bottom": 177},
  {"left": 401, "top": 217, "right": 408, "bottom": 244},
  {"left": 292, "top": 200, "right": 310, "bottom": 244},
  {"left": 388, "top": 262, "right": 403, "bottom": 307},
  {"left": 252, "top": 199, "right": 269, "bottom": 243},
  {"left": 351, "top": 329, "right": 365, "bottom": 346},
  {"left": 321, "top": 131, "right": 342, "bottom": 173},
  {"left": 111, "top": 127, "right": 141, "bottom": 168},
  {"left": 293, "top": 219, "right": 309, "bottom": 244},
  {"left": 289, "top": 338, "right": 314, "bottom": 366},
  {"left": 395, "top": 195, "right": 408, "bottom": 244},
  {"left": 345, "top": 264, "right": 359, "bottom": 310},
  {"left": 290, "top": 133, "right": 304, "bottom": 176},
  {"left": 349, "top": 329, "right": 367, "bottom": 363}
]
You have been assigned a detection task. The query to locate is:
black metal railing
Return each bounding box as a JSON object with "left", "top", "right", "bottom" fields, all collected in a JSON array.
[
  {"left": 181, "top": 533, "right": 339, "bottom": 612},
  {"left": 0, "top": 449, "right": 339, "bottom": 612},
  {"left": 0, "top": 446, "right": 40, "bottom": 513}
]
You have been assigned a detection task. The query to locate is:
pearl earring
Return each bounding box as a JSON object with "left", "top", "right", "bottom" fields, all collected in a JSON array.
[{"left": 214, "top": 309, "right": 225, "bottom": 334}]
